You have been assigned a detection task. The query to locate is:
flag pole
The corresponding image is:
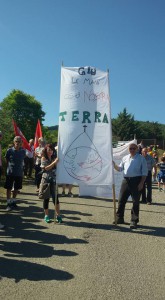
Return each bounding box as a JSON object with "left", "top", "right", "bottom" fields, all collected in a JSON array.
[
  {"left": 107, "top": 69, "right": 117, "bottom": 225},
  {"left": 54, "top": 61, "right": 64, "bottom": 224}
]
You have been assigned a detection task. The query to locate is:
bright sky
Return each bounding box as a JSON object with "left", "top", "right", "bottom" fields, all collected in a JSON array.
[{"left": 0, "top": 0, "right": 165, "bottom": 126}]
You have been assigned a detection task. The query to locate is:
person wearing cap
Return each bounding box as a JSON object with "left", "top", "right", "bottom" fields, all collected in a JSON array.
[
  {"left": 4, "top": 136, "right": 26, "bottom": 211},
  {"left": 113, "top": 143, "right": 148, "bottom": 229}
]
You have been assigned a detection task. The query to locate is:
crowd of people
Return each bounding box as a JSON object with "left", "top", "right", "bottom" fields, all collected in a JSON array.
[
  {"left": 0, "top": 134, "right": 165, "bottom": 230},
  {"left": 138, "top": 141, "right": 165, "bottom": 191}
]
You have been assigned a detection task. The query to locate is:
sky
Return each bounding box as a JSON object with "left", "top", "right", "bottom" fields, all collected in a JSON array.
[{"left": 0, "top": 0, "right": 165, "bottom": 126}]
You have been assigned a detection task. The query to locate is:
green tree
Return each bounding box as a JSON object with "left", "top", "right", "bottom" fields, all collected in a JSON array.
[
  {"left": 0, "top": 89, "right": 45, "bottom": 149},
  {"left": 112, "top": 108, "right": 136, "bottom": 140},
  {"left": 43, "top": 127, "right": 58, "bottom": 144},
  {"left": 136, "top": 121, "right": 163, "bottom": 140}
]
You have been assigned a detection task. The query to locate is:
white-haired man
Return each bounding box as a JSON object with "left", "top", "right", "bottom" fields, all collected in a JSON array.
[{"left": 113, "top": 143, "right": 148, "bottom": 229}]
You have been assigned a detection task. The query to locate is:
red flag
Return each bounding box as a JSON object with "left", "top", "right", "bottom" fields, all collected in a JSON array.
[
  {"left": 12, "top": 119, "right": 31, "bottom": 151},
  {"left": 34, "top": 119, "right": 42, "bottom": 149}
]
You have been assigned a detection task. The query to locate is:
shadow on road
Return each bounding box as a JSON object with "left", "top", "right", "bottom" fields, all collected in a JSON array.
[
  {"left": 0, "top": 257, "right": 74, "bottom": 283},
  {"left": 0, "top": 240, "right": 78, "bottom": 258},
  {"left": 64, "top": 220, "right": 165, "bottom": 238},
  {"left": 0, "top": 198, "right": 89, "bottom": 283}
]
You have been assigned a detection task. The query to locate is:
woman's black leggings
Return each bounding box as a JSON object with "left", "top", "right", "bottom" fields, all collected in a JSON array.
[{"left": 43, "top": 181, "right": 59, "bottom": 209}]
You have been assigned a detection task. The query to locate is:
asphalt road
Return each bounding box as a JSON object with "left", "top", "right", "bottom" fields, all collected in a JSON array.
[{"left": 0, "top": 181, "right": 165, "bottom": 300}]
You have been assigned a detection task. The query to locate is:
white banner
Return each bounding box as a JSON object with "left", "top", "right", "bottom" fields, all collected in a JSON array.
[
  {"left": 56, "top": 66, "right": 113, "bottom": 186},
  {"left": 79, "top": 139, "right": 137, "bottom": 198}
]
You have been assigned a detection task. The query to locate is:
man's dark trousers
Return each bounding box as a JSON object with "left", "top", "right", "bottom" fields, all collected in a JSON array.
[
  {"left": 141, "top": 171, "right": 152, "bottom": 203},
  {"left": 117, "top": 177, "right": 142, "bottom": 223}
]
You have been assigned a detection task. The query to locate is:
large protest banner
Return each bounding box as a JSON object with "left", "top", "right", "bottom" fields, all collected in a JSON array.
[{"left": 56, "top": 66, "right": 114, "bottom": 187}]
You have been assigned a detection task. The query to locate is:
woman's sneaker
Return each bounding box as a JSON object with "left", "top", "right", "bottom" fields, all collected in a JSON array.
[
  {"left": 56, "top": 215, "right": 62, "bottom": 223},
  {"left": 44, "top": 215, "right": 50, "bottom": 223}
]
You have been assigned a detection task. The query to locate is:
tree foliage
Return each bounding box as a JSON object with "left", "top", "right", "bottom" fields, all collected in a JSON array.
[
  {"left": 112, "top": 107, "right": 165, "bottom": 142},
  {"left": 135, "top": 121, "right": 163, "bottom": 140},
  {"left": 43, "top": 127, "right": 58, "bottom": 144},
  {"left": 0, "top": 89, "right": 45, "bottom": 149},
  {"left": 112, "top": 108, "right": 136, "bottom": 140}
]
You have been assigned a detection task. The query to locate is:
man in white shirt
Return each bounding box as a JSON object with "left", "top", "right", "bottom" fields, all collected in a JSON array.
[{"left": 113, "top": 143, "right": 148, "bottom": 229}]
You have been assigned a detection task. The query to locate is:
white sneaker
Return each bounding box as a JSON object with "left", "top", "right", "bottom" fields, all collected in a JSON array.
[
  {"left": 0, "top": 223, "right": 5, "bottom": 229},
  {"left": 6, "top": 204, "right": 12, "bottom": 211}
]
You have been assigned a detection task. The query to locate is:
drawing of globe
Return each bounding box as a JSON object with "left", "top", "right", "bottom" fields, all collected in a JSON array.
[{"left": 63, "top": 146, "right": 102, "bottom": 182}]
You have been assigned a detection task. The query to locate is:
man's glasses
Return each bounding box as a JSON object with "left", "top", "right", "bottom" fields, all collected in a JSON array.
[
  {"left": 15, "top": 141, "right": 21, "bottom": 143},
  {"left": 129, "top": 147, "right": 136, "bottom": 150}
]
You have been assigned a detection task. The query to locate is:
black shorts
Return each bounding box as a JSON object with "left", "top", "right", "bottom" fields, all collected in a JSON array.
[{"left": 4, "top": 175, "right": 23, "bottom": 190}]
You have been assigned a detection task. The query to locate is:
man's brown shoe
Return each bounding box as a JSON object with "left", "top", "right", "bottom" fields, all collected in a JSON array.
[
  {"left": 113, "top": 218, "right": 125, "bottom": 225},
  {"left": 130, "top": 221, "right": 137, "bottom": 229}
]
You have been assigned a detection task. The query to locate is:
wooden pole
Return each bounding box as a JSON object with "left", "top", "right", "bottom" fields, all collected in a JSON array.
[
  {"left": 107, "top": 69, "right": 117, "bottom": 225},
  {"left": 54, "top": 61, "right": 64, "bottom": 224},
  {"left": 112, "top": 184, "right": 117, "bottom": 225}
]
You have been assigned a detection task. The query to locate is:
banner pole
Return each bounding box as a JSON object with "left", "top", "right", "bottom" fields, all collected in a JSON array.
[
  {"left": 107, "top": 69, "right": 117, "bottom": 225},
  {"left": 112, "top": 183, "right": 117, "bottom": 225},
  {"left": 54, "top": 62, "right": 64, "bottom": 224}
]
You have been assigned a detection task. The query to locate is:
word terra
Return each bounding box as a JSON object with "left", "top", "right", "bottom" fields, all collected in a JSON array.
[{"left": 59, "top": 111, "right": 109, "bottom": 123}]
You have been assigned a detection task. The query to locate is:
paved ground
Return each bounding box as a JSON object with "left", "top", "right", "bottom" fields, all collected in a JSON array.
[{"left": 0, "top": 181, "right": 165, "bottom": 300}]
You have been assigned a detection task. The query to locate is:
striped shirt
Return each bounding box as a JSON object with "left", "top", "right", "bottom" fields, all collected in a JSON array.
[{"left": 157, "top": 162, "right": 165, "bottom": 176}]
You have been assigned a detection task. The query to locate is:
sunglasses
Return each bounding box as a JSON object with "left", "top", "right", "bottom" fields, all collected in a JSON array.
[
  {"left": 129, "top": 147, "right": 136, "bottom": 150},
  {"left": 15, "top": 140, "right": 21, "bottom": 143}
]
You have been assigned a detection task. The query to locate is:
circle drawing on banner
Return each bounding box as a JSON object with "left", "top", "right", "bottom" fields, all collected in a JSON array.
[{"left": 63, "top": 127, "right": 102, "bottom": 182}]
